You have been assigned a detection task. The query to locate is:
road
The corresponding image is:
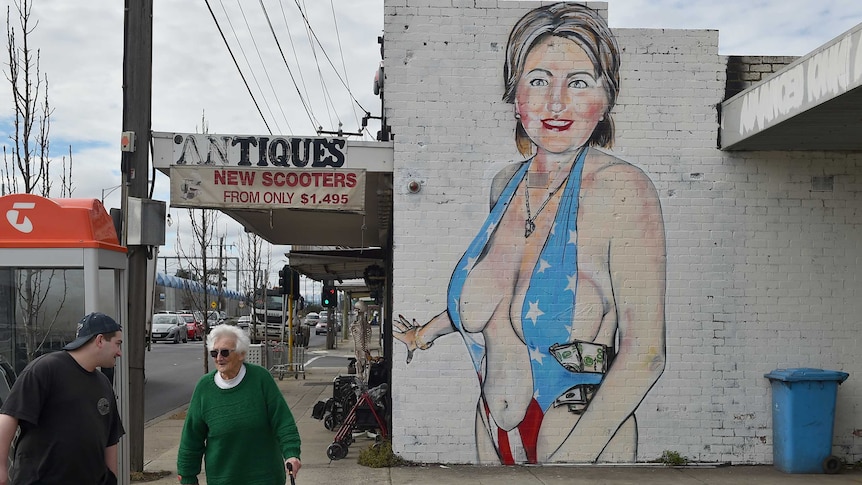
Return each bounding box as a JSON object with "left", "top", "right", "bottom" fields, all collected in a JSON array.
[
  {"left": 144, "top": 340, "right": 209, "bottom": 422},
  {"left": 143, "top": 327, "right": 349, "bottom": 422}
]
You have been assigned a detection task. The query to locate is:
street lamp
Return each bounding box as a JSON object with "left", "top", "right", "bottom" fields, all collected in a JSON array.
[{"left": 101, "top": 184, "right": 124, "bottom": 203}]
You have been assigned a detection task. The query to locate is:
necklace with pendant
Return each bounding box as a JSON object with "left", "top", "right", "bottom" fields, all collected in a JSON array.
[{"left": 524, "top": 176, "right": 567, "bottom": 238}]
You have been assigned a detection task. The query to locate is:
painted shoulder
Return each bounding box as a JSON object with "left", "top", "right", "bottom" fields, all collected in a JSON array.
[
  {"left": 587, "top": 148, "right": 650, "bottom": 180},
  {"left": 489, "top": 160, "right": 528, "bottom": 208}
]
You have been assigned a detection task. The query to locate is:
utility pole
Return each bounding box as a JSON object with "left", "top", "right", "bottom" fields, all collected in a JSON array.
[
  {"left": 218, "top": 236, "right": 224, "bottom": 314},
  {"left": 201, "top": 231, "right": 210, "bottom": 373},
  {"left": 325, "top": 280, "right": 337, "bottom": 350},
  {"left": 122, "top": 0, "right": 153, "bottom": 473},
  {"left": 208, "top": 237, "right": 234, "bottom": 313}
]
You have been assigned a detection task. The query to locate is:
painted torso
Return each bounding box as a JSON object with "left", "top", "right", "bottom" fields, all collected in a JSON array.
[{"left": 447, "top": 148, "right": 609, "bottom": 436}]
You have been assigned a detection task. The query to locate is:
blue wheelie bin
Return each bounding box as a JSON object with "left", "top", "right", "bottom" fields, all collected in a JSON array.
[{"left": 764, "top": 368, "right": 849, "bottom": 474}]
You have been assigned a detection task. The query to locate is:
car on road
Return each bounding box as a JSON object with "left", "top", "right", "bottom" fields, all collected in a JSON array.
[
  {"left": 205, "top": 311, "right": 223, "bottom": 328},
  {"left": 314, "top": 314, "right": 342, "bottom": 335},
  {"left": 303, "top": 312, "right": 320, "bottom": 327},
  {"left": 236, "top": 315, "right": 252, "bottom": 333},
  {"left": 150, "top": 313, "right": 188, "bottom": 344},
  {"left": 179, "top": 313, "right": 204, "bottom": 341}
]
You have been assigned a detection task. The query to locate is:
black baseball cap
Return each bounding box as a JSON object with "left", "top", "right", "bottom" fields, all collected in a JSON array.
[{"left": 63, "top": 312, "right": 122, "bottom": 351}]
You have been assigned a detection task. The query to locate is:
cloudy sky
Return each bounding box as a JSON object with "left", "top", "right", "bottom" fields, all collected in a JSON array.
[{"left": 2, "top": 0, "right": 861, "bottom": 288}]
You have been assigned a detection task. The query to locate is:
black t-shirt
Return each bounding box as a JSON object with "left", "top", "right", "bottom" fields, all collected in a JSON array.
[{"left": 0, "top": 351, "right": 125, "bottom": 485}]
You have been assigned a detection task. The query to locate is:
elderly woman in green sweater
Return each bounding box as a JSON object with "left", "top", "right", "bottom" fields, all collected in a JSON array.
[{"left": 177, "top": 324, "right": 301, "bottom": 484}]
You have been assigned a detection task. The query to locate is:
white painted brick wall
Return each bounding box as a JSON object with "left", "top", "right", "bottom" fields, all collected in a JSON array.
[{"left": 386, "top": 0, "right": 862, "bottom": 465}]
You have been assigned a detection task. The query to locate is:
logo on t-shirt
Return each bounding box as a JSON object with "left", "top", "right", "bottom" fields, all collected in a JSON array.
[{"left": 98, "top": 397, "right": 111, "bottom": 416}]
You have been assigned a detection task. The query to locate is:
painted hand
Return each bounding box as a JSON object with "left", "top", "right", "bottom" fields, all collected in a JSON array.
[{"left": 393, "top": 314, "right": 423, "bottom": 363}]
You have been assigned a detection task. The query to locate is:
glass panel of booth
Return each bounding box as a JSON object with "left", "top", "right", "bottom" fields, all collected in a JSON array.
[{"left": 0, "top": 267, "right": 119, "bottom": 377}]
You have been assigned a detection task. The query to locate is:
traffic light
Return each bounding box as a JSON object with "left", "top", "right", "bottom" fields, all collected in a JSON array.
[
  {"left": 321, "top": 285, "right": 336, "bottom": 307},
  {"left": 278, "top": 265, "right": 289, "bottom": 294},
  {"left": 290, "top": 268, "right": 300, "bottom": 299},
  {"left": 278, "top": 266, "right": 302, "bottom": 298}
]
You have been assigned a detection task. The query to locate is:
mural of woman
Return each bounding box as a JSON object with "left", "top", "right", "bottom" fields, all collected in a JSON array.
[{"left": 395, "top": 3, "right": 666, "bottom": 465}]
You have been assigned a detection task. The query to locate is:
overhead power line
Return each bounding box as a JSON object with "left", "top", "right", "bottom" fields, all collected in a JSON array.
[
  {"left": 296, "top": 0, "right": 338, "bottom": 132},
  {"left": 203, "top": 0, "right": 273, "bottom": 134},
  {"left": 277, "top": 0, "right": 315, "bottom": 122},
  {"left": 234, "top": 0, "right": 293, "bottom": 134},
  {"left": 259, "top": 0, "right": 319, "bottom": 132},
  {"left": 330, "top": 0, "right": 364, "bottom": 133},
  {"left": 291, "top": 0, "right": 371, "bottom": 121},
  {"left": 219, "top": 0, "right": 283, "bottom": 134}
]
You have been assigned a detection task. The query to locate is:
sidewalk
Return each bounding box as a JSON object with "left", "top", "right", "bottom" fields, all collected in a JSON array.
[{"left": 139, "top": 329, "right": 862, "bottom": 484}]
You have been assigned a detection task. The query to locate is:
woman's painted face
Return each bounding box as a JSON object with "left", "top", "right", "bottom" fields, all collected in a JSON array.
[{"left": 515, "top": 36, "right": 608, "bottom": 155}]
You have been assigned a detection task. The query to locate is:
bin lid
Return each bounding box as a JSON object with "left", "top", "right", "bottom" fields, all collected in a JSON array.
[{"left": 764, "top": 367, "right": 849, "bottom": 383}]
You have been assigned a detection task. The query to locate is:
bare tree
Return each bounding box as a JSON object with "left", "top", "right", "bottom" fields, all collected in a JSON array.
[
  {"left": 169, "top": 113, "right": 232, "bottom": 372},
  {"left": 237, "top": 229, "right": 276, "bottom": 352},
  {"left": 175, "top": 207, "right": 218, "bottom": 372},
  {"left": 2, "top": 0, "right": 72, "bottom": 196},
  {"left": 2, "top": 0, "right": 75, "bottom": 370},
  {"left": 237, "top": 230, "right": 272, "bottom": 309}
]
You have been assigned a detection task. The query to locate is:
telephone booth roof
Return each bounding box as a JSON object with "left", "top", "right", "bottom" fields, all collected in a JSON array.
[{"left": 0, "top": 194, "right": 126, "bottom": 253}]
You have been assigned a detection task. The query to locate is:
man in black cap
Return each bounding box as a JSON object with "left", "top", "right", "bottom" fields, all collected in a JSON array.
[{"left": 0, "top": 312, "right": 125, "bottom": 485}]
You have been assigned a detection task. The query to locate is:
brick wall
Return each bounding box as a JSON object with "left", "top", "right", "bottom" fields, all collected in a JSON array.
[
  {"left": 724, "top": 55, "right": 799, "bottom": 100},
  {"left": 385, "top": 0, "right": 862, "bottom": 465}
]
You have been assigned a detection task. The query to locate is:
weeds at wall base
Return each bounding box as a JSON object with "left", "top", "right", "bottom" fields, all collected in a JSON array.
[
  {"left": 651, "top": 450, "right": 690, "bottom": 466},
  {"left": 357, "top": 440, "right": 410, "bottom": 468}
]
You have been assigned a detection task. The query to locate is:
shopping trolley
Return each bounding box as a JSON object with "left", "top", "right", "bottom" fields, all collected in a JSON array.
[
  {"left": 267, "top": 340, "right": 288, "bottom": 380},
  {"left": 268, "top": 328, "right": 307, "bottom": 380}
]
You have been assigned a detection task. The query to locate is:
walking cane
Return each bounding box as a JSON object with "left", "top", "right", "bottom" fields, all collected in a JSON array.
[{"left": 286, "top": 461, "right": 296, "bottom": 485}]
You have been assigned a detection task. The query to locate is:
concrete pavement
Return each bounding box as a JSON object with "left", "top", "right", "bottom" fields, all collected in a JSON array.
[{"left": 138, "top": 329, "right": 862, "bottom": 484}]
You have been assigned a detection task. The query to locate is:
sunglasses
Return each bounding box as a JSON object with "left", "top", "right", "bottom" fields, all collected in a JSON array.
[{"left": 209, "top": 349, "right": 235, "bottom": 358}]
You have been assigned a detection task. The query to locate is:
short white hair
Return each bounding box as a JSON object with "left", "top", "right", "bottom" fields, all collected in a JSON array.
[{"left": 207, "top": 324, "right": 250, "bottom": 355}]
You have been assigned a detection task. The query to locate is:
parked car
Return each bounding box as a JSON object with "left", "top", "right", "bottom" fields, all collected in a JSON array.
[
  {"left": 150, "top": 313, "right": 188, "bottom": 343},
  {"left": 179, "top": 313, "right": 204, "bottom": 341},
  {"left": 314, "top": 316, "right": 342, "bottom": 335},
  {"left": 303, "top": 312, "right": 320, "bottom": 327},
  {"left": 236, "top": 315, "right": 252, "bottom": 332},
  {"left": 206, "top": 311, "right": 222, "bottom": 329}
]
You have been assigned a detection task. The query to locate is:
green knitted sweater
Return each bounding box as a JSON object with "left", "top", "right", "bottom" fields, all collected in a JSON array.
[{"left": 177, "top": 363, "right": 301, "bottom": 485}]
